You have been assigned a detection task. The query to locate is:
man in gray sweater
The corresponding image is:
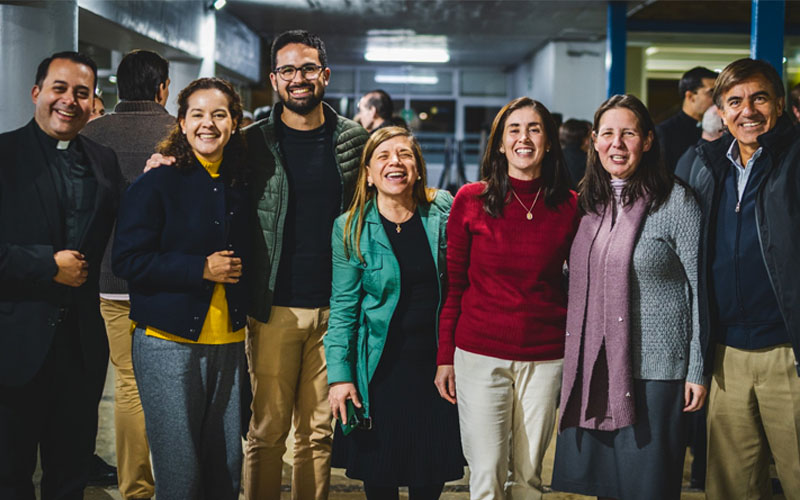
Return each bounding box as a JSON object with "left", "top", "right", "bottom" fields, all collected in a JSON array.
[{"left": 81, "top": 49, "right": 173, "bottom": 500}]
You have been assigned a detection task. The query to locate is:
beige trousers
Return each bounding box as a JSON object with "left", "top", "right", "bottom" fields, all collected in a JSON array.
[
  {"left": 454, "top": 348, "right": 563, "bottom": 500},
  {"left": 243, "top": 306, "right": 332, "bottom": 500},
  {"left": 99, "top": 298, "right": 154, "bottom": 500},
  {"left": 706, "top": 344, "right": 800, "bottom": 500}
]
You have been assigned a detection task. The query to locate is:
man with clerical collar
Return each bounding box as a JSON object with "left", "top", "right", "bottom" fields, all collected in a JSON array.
[
  {"left": 0, "top": 51, "right": 124, "bottom": 499},
  {"left": 691, "top": 57, "right": 800, "bottom": 499}
]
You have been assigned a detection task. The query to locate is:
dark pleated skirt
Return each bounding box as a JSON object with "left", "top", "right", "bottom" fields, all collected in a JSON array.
[
  {"left": 331, "top": 329, "right": 465, "bottom": 487},
  {"left": 551, "top": 379, "right": 688, "bottom": 500}
]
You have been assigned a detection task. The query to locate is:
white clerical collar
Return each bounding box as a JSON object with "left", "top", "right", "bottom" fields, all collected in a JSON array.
[{"left": 56, "top": 140, "right": 70, "bottom": 150}]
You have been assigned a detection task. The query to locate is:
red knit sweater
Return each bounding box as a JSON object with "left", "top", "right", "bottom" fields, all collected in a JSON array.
[{"left": 437, "top": 177, "right": 579, "bottom": 365}]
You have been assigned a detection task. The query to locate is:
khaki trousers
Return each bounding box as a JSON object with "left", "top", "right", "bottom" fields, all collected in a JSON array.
[
  {"left": 454, "top": 348, "right": 563, "bottom": 500},
  {"left": 244, "top": 306, "right": 332, "bottom": 500},
  {"left": 706, "top": 344, "right": 800, "bottom": 500},
  {"left": 99, "top": 298, "right": 154, "bottom": 500}
]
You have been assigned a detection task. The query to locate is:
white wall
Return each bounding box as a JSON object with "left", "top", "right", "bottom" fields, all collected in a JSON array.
[{"left": 512, "top": 40, "right": 606, "bottom": 121}]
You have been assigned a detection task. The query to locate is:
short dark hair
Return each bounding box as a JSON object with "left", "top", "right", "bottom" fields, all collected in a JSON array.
[
  {"left": 479, "top": 97, "right": 572, "bottom": 217},
  {"left": 713, "top": 58, "right": 785, "bottom": 108},
  {"left": 116, "top": 50, "right": 169, "bottom": 101},
  {"left": 365, "top": 89, "right": 393, "bottom": 121},
  {"left": 35, "top": 51, "right": 98, "bottom": 91},
  {"left": 679, "top": 66, "right": 718, "bottom": 97},
  {"left": 582, "top": 94, "right": 673, "bottom": 215},
  {"left": 559, "top": 119, "right": 590, "bottom": 148},
  {"left": 271, "top": 30, "right": 327, "bottom": 70}
]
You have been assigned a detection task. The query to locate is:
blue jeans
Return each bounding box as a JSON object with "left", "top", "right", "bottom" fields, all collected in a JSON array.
[{"left": 132, "top": 327, "right": 244, "bottom": 500}]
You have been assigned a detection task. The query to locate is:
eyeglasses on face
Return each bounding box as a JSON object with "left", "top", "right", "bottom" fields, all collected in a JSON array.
[{"left": 273, "top": 64, "right": 324, "bottom": 82}]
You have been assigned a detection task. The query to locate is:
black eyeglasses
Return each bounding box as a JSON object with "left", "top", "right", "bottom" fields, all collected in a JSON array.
[{"left": 273, "top": 64, "right": 324, "bottom": 82}]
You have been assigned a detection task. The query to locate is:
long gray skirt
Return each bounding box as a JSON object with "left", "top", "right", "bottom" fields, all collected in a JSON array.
[{"left": 551, "top": 379, "right": 687, "bottom": 500}]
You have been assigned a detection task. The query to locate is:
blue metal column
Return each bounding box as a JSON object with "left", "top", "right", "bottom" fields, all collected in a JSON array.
[
  {"left": 751, "top": 0, "right": 785, "bottom": 77},
  {"left": 606, "top": 1, "right": 627, "bottom": 97}
]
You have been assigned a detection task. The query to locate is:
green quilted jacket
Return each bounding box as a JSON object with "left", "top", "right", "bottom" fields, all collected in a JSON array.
[{"left": 244, "top": 102, "right": 369, "bottom": 322}]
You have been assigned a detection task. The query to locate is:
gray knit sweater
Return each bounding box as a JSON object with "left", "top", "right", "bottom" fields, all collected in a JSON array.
[{"left": 630, "top": 183, "right": 704, "bottom": 385}]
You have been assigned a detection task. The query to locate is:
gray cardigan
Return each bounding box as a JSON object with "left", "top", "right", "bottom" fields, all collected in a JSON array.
[{"left": 629, "top": 183, "right": 704, "bottom": 384}]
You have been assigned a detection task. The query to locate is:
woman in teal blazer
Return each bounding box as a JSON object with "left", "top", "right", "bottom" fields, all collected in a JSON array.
[{"left": 324, "top": 127, "right": 464, "bottom": 499}]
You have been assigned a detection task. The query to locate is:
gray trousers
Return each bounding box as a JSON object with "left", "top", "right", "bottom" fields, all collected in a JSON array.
[{"left": 132, "top": 328, "right": 244, "bottom": 500}]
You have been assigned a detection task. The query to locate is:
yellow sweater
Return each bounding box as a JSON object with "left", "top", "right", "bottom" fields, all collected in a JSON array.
[{"left": 145, "top": 156, "right": 245, "bottom": 344}]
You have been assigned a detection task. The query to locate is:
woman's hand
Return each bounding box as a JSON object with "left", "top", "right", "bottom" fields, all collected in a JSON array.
[
  {"left": 683, "top": 382, "right": 707, "bottom": 412},
  {"left": 328, "top": 382, "right": 361, "bottom": 423},
  {"left": 144, "top": 153, "right": 176, "bottom": 172},
  {"left": 434, "top": 365, "right": 457, "bottom": 404},
  {"left": 203, "top": 250, "right": 242, "bottom": 283}
]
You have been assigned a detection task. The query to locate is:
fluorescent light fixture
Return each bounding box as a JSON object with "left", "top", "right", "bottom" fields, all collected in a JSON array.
[
  {"left": 366, "top": 48, "right": 449, "bottom": 63},
  {"left": 365, "top": 33, "right": 449, "bottom": 63},
  {"left": 209, "top": 0, "right": 226, "bottom": 10},
  {"left": 645, "top": 47, "right": 658, "bottom": 56},
  {"left": 374, "top": 73, "right": 439, "bottom": 85}
]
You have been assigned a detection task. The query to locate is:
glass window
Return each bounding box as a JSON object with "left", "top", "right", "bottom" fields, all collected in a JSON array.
[{"left": 461, "top": 69, "right": 508, "bottom": 97}]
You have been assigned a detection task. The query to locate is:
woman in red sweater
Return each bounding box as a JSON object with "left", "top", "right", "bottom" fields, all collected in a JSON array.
[{"left": 435, "top": 97, "right": 579, "bottom": 498}]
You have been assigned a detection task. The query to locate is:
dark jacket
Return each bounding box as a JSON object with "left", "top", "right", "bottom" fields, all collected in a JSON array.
[
  {"left": 0, "top": 120, "right": 124, "bottom": 386},
  {"left": 81, "top": 100, "right": 175, "bottom": 295},
  {"left": 244, "top": 102, "right": 369, "bottom": 322},
  {"left": 693, "top": 114, "right": 800, "bottom": 376},
  {"left": 112, "top": 160, "right": 251, "bottom": 341},
  {"left": 562, "top": 145, "right": 587, "bottom": 190},
  {"left": 657, "top": 110, "right": 701, "bottom": 173}
]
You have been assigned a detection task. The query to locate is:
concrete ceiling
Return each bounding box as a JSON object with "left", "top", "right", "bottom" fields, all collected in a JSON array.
[{"left": 225, "top": 0, "right": 641, "bottom": 68}]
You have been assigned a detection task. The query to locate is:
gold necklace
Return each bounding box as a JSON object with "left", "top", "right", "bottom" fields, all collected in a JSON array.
[
  {"left": 510, "top": 186, "right": 542, "bottom": 220},
  {"left": 381, "top": 209, "right": 415, "bottom": 233}
]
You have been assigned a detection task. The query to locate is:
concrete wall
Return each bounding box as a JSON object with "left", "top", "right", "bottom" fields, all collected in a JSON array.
[
  {"left": 512, "top": 40, "right": 606, "bottom": 121},
  {"left": 0, "top": 1, "right": 78, "bottom": 131}
]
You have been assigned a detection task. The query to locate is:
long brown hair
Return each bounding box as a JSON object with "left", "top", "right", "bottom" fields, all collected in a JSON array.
[
  {"left": 343, "top": 126, "right": 436, "bottom": 263},
  {"left": 580, "top": 94, "right": 672, "bottom": 215},
  {"left": 479, "top": 97, "right": 571, "bottom": 217},
  {"left": 157, "top": 77, "right": 247, "bottom": 186}
]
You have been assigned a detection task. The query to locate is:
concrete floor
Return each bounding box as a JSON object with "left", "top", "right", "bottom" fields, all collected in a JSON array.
[{"left": 39, "top": 363, "right": 750, "bottom": 499}]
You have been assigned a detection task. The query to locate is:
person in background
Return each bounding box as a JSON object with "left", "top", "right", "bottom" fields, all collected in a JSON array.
[
  {"left": 551, "top": 94, "right": 705, "bottom": 500},
  {"left": 241, "top": 110, "right": 255, "bottom": 128},
  {"left": 357, "top": 89, "right": 394, "bottom": 133},
  {"left": 89, "top": 94, "right": 105, "bottom": 121},
  {"left": 82, "top": 48, "right": 173, "bottom": 500},
  {"left": 691, "top": 58, "right": 800, "bottom": 500},
  {"left": 112, "top": 77, "right": 250, "bottom": 500},
  {"left": 559, "top": 118, "right": 591, "bottom": 189},
  {"left": 657, "top": 66, "right": 718, "bottom": 172},
  {"left": 436, "top": 97, "right": 578, "bottom": 499},
  {"left": 0, "top": 51, "right": 124, "bottom": 500},
  {"left": 674, "top": 105, "right": 725, "bottom": 185},
  {"left": 325, "top": 126, "right": 464, "bottom": 499},
  {"left": 789, "top": 82, "right": 800, "bottom": 132}
]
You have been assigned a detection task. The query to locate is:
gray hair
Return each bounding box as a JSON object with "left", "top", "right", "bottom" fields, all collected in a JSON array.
[{"left": 702, "top": 105, "right": 725, "bottom": 135}]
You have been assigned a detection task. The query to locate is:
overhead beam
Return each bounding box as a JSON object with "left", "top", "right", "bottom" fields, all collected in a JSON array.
[
  {"left": 750, "top": 0, "right": 785, "bottom": 77},
  {"left": 607, "top": 1, "right": 627, "bottom": 97}
]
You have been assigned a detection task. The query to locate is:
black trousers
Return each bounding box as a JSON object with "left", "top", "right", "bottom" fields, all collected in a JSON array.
[{"left": 0, "top": 315, "right": 106, "bottom": 500}]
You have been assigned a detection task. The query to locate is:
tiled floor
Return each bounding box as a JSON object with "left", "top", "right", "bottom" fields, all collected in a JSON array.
[{"left": 41, "top": 364, "right": 734, "bottom": 499}]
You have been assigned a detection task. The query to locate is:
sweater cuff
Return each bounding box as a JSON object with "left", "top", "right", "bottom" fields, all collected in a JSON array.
[
  {"left": 436, "top": 345, "right": 455, "bottom": 366},
  {"left": 326, "top": 363, "right": 355, "bottom": 385}
]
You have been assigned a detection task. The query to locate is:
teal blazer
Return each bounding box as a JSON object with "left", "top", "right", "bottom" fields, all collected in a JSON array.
[{"left": 325, "top": 190, "right": 453, "bottom": 420}]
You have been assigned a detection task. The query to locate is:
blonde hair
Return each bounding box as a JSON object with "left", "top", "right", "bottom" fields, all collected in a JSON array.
[{"left": 343, "top": 126, "right": 436, "bottom": 263}]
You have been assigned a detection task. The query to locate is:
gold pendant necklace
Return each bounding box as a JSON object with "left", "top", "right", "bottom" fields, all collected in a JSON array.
[{"left": 510, "top": 186, "right": 542, "bottom": 220}]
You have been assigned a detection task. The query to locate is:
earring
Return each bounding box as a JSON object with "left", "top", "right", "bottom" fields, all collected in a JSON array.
[{"left": 367, "top": 179, "right": 373, "bottom": 187}]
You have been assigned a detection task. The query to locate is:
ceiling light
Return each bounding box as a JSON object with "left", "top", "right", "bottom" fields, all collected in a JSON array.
[
  {"left": 208, "top": 0, "right": 226, "bottom": 10},
  {"left": 365, "top": 33, "right": 449, "bottom": 63},
  {"left": 374, "top": 73, "right": 439, "bottom": 85},
  {"left": 366, "top": 48, "right": 450, "bottom": 64}
]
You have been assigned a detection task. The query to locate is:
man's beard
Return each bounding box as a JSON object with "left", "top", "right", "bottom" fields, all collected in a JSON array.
[{"left": 281, "top": 84, "right": 324, "bottom": 115}]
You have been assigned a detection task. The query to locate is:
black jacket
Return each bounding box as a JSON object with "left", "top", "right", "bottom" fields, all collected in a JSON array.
[
  {"left": 693, "top": 114, "right": 800, "bottom": 376},
  {"left": 0, "top": 120, "right": 124, "bottom": 386},
  {"left": 112, "top": 159, "right": 251, "bottom": 341}
]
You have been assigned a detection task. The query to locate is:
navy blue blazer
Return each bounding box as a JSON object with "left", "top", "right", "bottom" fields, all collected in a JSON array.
[{"left": 112, "top": 160, "right": 251, "bottom": 341}]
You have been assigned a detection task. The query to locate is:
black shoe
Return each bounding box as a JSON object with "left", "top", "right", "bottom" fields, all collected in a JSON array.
[{"left": 87, "top": 454, "right": 118, "bottom": 487}]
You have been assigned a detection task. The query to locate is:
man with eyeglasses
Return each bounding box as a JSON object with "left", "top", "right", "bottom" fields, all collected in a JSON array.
[
  {"left": 242, "top": 30, "right": 368, "bottom": 500},
  {"left": 656, "top": 66, "right": 718, "bottom": 173}
]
